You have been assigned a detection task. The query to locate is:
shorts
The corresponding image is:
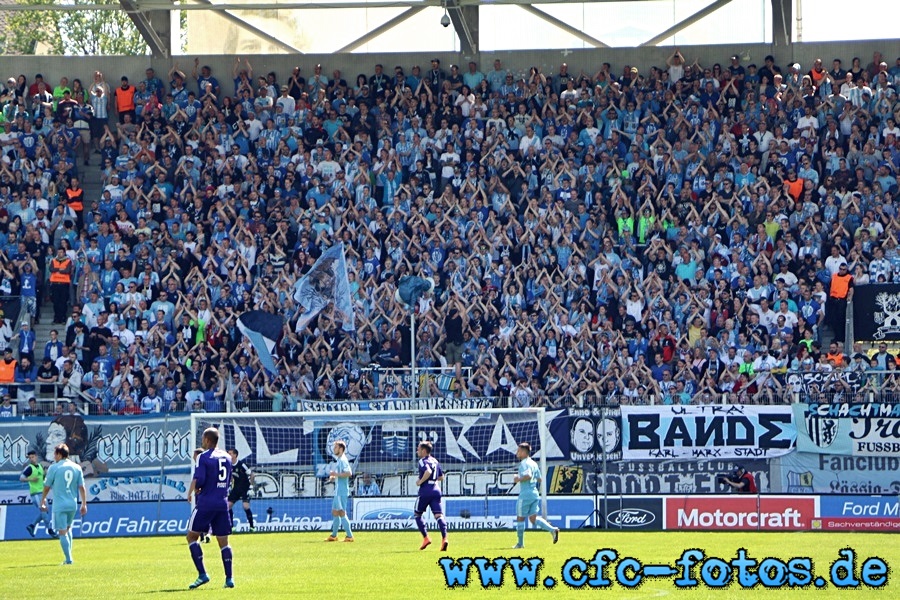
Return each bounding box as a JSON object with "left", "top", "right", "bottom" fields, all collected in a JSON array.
[
  {"left": 189, "top": 507, "right": 232, "bottom": 537},
  {"left": 444, "top": 342, "right": 463, "bottom": 365},
  {"left": 332, "top": 493, "right": 349, "bottom": 512},
  {"left": 414, "top": 493, "right": 443, "bottom": 517},
  {"left": 90, "top": 117, "right": 107, "bottom": 139},
  {"left": 228, "top": 490, "right": 251, "bottom": 504},
  {"left": 53, "top": 509, "right": 76, "bottom": 531},
  {"left": 516, "top": 497, "right": 539, "bottom": 518}
]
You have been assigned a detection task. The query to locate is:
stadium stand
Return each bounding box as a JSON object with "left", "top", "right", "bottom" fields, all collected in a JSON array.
[{"left": 0, "top": 49, "right": 899, "bottom": 415}]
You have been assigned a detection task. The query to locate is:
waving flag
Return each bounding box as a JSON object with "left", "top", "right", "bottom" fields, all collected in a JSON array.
[
  {"left": 395, "top": 275, "right": 435, "bottom": 309},
  {"left": 236, "top": 310, "right": 284, "bottom": 375},
  {"left": 293, "top": 243, "right": 355, "bottom": 333}
]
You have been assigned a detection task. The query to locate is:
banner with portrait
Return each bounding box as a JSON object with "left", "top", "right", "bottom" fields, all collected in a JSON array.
[
  {"left": 621, "top": 405, "right": 796, "bottom": 460},
  {"left": 0, "top": 414, "right": 193, "bottom": 476},
  {"left": 794, "top": 402, "right": 900, "bottom": 457},
  {"left": 567, "top": 406, "right": 622, "bottom": 462}
]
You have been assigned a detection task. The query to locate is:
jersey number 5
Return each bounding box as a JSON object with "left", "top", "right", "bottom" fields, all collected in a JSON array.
[{"left": 218, "top": 458, "right": 228, "bottom": 482}]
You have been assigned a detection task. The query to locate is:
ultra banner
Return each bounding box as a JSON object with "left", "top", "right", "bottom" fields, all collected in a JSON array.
[
  {"left": 853, "top": 284, "right": 900, "bottom": 341},
  {"left": 0, "top": 414, "right": 193, "bottom": 476},
  {"left": 794, "top": 402, "right": 900, "bottom": 456},
  {"left": 621, "top": 405, "right": 796, "bottom": 460}
]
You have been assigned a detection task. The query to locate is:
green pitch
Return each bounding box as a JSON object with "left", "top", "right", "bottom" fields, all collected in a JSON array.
[{"left": 4, "top": 531, "right": 896, "bottom": 599}]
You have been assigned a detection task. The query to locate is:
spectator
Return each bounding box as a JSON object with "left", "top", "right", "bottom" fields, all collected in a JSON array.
[
  {"left": 2, "top": 50, "right": 898, "bottom": 414},
  {"left": 357, "top": 473, "right": 381, "bottom": 496}
]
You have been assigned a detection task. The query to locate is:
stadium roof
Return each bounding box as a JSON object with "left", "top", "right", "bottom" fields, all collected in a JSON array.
[{"left": 0, "top": 0, "right": 815, "bottom": 58}]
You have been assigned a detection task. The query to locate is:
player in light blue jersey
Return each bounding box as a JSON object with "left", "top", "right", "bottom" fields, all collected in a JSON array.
[
  {"left": 40, "top": 443, "right": 87, "bottom": 565},
  {"left": 325, "top": 440, "right": 354, "bottom": 542},
  {"left": 513, "top": 442, "right": 558, "bottom": 549}
]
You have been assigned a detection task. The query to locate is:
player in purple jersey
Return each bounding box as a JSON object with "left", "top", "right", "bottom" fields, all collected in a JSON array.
[
  {"left": 185, "top": 427, "right": 235, "bottom": 589},
  {"left": 414, "top": 441, "right": 448, "bottom": 552}
]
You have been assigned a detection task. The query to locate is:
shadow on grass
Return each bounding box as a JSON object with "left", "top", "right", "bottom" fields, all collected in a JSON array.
[{"left": 137, "top": 589, "right": 194, "bottom": 594}]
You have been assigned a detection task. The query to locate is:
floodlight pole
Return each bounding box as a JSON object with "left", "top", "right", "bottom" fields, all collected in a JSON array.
[{"left": 410, "top": 309, "right": 417, "bottom": 399}]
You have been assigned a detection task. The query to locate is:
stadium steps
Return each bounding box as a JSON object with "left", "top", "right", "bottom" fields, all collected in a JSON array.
[{"left": 32, "top": 160, "right": 103, "bottom": 347}]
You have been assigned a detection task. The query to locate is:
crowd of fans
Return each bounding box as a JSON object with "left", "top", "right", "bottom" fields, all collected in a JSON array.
[{"left": 0, "top": 48, "right": 898, "bottom": 416}]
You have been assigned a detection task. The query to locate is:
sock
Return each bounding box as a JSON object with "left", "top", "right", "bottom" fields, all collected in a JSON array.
[
  {"left": 415, "top": 515, "right": 428, "bottom": 537},
  {"left": 67, "top": 529, "right": 73, "bottom": 553},
  {"left": 516, "top": 520, "right": 525, "bottom": 546},
  {"left": 244, "top": 508, "right": 255, "bottom": 528},
  {"left": 221, "top": 546, "right": 233, "bottom": 579},
  {"left": 331, "top": 517, "right": 340, "bottom": 537},
  {"left": 437, "top": 517, "right": 448, "bottom": 540},
  {"left": 189, "top": 541, "right": 206, "bottom": 575},
  {"left": 533, "top": 517, "right": 554, "bottom": 532},
  {"left": 341, "top": 516, "right": 353, "bottom": 538},
  {"left": 60, "top": 533, "right": 72, "bottom": 563}
]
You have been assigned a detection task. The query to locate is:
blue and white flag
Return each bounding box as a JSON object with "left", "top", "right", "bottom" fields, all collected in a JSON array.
[
  {"left": 236, "top": 310, "right": 283, "bottom": 376},
  {"left": 293, "top": 243, "right": 355, "bottom": 333},
  {"left": 395, "top": 275, "right": 435, "bottom": 309}
]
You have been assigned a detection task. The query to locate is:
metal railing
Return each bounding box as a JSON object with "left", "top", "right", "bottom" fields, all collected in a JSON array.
[{"left": 0, "top": 382, "right": 88, "bottom": 417}]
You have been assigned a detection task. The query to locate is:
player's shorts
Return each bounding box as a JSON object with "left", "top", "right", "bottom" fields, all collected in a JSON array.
[
  {"left": 414, "top": 492, "right": 443, "bottom": 517},
  {"left": 516, "top": 497, "right": 540, "bottom": 518},
  {"left": 228, "top": 489, "right": 251, "bottom": 504},
  {"left": 53, "top": 509, "right": 76, "bottom": 531},
  {"left": 332, "top": 493, "right": 349, "bottom": 512},
  {"left": 189, "top": 507, "right": 232, "bottom": 537}
]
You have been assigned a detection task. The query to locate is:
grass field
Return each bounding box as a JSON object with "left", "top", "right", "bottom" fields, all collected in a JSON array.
[{"left": 3, "top": 531, "right": 897, "bottom": 599}]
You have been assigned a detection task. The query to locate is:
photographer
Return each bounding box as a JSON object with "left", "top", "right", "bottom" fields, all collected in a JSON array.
[{"left": 722, "top": 465, "right": 757, "bottom": 493}]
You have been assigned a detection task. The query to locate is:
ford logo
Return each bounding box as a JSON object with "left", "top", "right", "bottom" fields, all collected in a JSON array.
[
  {"left": 607, "top": 508, "right": 655, "bottom": 527},
  {"left": 361, "top": 509, "right": 415, "bottom": 521}
]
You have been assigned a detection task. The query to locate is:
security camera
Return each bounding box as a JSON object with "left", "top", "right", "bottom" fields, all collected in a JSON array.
[{"left": 440, "top": 13, "right": 451, "bottom": 27}]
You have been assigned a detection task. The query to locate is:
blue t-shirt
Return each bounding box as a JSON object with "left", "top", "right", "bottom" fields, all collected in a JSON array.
[
  {"left": 45, "top": 459, "right": 84, "bottom": 513},
  {"left": 517, "top": 457, "right": 541, "bottom": 502},
  {"left": 417, "top": 455, "right": 443, "bottom": 497},
  {"left": 194, "top": 448, "right": 232, "bottom": 512},
  {"left": 333, "top": 455, "right": 351, "bottom": 496}
]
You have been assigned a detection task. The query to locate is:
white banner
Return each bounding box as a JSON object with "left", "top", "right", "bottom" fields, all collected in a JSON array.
[
  {"left": 85, "top": 474, "right": 193, "bottom": 502},
  {"left": 621, "top": 405, "right": 796, "bottom": 460}
]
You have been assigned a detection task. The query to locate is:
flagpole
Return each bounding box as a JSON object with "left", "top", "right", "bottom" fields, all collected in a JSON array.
[{"left": 410, "top": 310, "right": 417, "bottom": 399}]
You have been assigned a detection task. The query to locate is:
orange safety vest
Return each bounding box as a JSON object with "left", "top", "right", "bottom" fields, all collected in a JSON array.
[
  {"left": 826, "top": 352, "right": 845, "bottom": 367},
  {"left": 115, "top": 85, "right": 136, "bottom": 113},
  {"left": 784, "top": 177, "right": 804, "bottom": 201},
  {"left": 829, "top": 273, "right": 852, "bottom": 299},
  {"left": 0, "top": 359, "right": 15, "bottom": 383},
  {"left": 49, "top": 257, "right": 72, "bottom": 284},
  {"left": 66, "top": 187, "right": 83, "bottom": 212}
]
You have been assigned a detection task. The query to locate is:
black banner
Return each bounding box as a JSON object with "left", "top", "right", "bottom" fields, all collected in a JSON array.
[
  {"left": 0, "top": 296, "right": 21, "bottom": 329},
  {"left": 568, "top": 407, "right": 622, "bottom": 462},
  {"left": 786, "top": 370, "right": 864, "bottom": 394},
  {"left": 854, "top": 284, "right": 900, "bottom": 341},
  {"left": 583, "top": 458, "right": 771, "bottom": 495}
]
